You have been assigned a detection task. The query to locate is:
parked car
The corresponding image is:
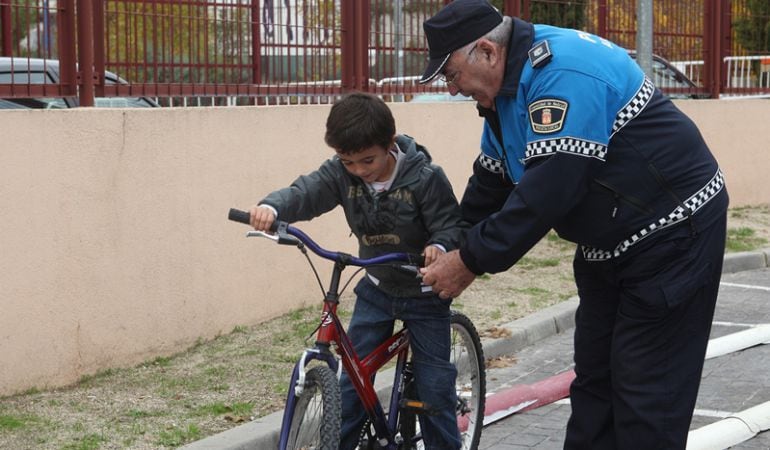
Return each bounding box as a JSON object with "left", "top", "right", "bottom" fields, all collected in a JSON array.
[
  {"left": 409, "top": 92, "right": 472, "bottom": 102},
  {"left": 626, "top": 50, "right": 706, "bottom": 98},
  {"left": 0, "top": 57, "right": 159, "bottom": 108},
  {"left": 408, "top": 51, "right": 701, "bottom": 102}
]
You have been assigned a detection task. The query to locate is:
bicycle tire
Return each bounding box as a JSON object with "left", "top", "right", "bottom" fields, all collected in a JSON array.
[
  {"left": 397, "top": 311, "right": 486, "bottom": 450},
  {"left": 285, "top": 365, "right": 341, "bottom": 450},
  {"left": 450, "top": 310, "right": 486, "bottom": 450}
]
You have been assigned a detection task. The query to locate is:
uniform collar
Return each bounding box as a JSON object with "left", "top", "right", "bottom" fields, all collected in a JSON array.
[
  {"left": 499, "top": 17, "right": 535, "bottom": 97},
  {"left": 476, "top": 17, "right": 535, "bottom": 117},
  {"left": 476, "top": 16, "right": 534, "bottom": 118}
]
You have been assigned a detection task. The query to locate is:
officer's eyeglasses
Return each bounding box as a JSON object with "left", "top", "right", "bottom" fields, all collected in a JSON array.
[{"left": 439, "top": 43, "right": 478, "bottom": 85}]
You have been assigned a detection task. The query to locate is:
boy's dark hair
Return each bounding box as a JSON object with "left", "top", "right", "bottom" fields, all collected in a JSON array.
[{"left": 324, "top": 92, "right": 396, "bottom": 154}]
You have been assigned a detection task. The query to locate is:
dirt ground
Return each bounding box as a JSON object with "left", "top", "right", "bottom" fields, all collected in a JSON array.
[{"left": 0, "top": 205, "right": 768, "bottom": 450}]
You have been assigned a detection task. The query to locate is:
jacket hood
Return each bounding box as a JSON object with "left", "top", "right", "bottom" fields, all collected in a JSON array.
[{"left": 391, "top": 134, "right": 433, "bottom": 189}]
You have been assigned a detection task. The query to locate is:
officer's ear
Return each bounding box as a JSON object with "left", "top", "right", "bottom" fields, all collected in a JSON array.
[{"left": 476, "top": 38, "right": 502, "bottom": 67}]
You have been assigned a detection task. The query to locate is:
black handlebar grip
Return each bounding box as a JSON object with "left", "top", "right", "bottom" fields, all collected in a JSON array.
[{"left": 228, "top": 208, "right": 251, "bottom": 225}]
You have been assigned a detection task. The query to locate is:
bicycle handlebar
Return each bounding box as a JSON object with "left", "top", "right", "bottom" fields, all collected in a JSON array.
[{"left": 228, "top": 208, "right": 425, "bottom": 268}]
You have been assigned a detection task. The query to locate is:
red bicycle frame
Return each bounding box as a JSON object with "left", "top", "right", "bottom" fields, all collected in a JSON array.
[{"left": 305, "top": 287, "right": 413, "bottom": 446}]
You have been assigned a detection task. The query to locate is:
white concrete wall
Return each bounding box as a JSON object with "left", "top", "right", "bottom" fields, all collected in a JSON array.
[{"left": 0, "top": 99, "right": 767, "bottom": 395}]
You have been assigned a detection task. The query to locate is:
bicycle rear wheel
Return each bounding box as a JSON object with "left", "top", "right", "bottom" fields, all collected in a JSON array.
[
  {"left": 398, "top": 311, "right": 486, "bottom": 450},
  {"left": 450, "top": 310, "right": 486, "bottom": 450},
  {"left": 285, "top": 365, "right": 341, "bottom": 450}
]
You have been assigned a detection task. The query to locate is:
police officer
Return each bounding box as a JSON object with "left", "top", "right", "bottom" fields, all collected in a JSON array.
[{"left": 417, "top": 0, "right": 729, "bottom": 448}]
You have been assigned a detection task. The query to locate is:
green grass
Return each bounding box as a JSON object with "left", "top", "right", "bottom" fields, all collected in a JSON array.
[
  {"left": 204, "top": 365, "right": 229, "bottom": 378},
  {"left": 142, "top": 356, "right": 172, "bottom": 369},
  {"left": 77, "top": 368, "right": 118, "bottom": 387},
  {"left": 729, "top": 205, "right": 765, "bottom": 220},
  {"left": 156, "top": 423, "right": 201, "bottom": 447},
  {"left": 126, "top": 409, "right": 163, "bottom": 419},
  {"left": 508, "top": 286, "right": 553, "bottom": 309},
  {"left": 517, "top": 256, "right": 562, "bottom": 270},
  {"left": 545, "top": 231, "right": 577, "bottom": 251},
  {"left": 726, "top": 227, "right": 768, "bottom": 252},
  {"left": 0, "top": 414, "right": 27, "bottom": 430},
  {"left": 62, "top": 432, "right": 106, "bottom": 450},
  {"left": 193, "top": 401, "right": 254, "bottom": 417},
  {"left": 516, "top": 286, "right": 550, "bottom": 296},
  {"left": 20, "top": 387, "right": 41, "bottom": 396}
]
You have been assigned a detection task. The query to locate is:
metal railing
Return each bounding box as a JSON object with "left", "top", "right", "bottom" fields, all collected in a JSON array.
[{"left": 1, "top": 0, "right": 769, "bottom": 106}]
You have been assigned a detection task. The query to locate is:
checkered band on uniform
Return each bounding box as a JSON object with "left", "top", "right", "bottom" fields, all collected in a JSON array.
[
  {"left": 478, "top": 153, "right": 504, "bottom": 174},
  {"left": 581, "top": 168, "right": 726, "bottom": 261},
  {"left": 612, "top": 77, "right": 655, "bottom": 135},
  {"left": 525, "top": 137, "right": 608, "bottom": 163}
]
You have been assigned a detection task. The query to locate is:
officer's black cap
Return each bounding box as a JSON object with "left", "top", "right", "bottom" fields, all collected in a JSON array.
[{"left": 419, "top": 0, "right": 503, "bottom": 84}]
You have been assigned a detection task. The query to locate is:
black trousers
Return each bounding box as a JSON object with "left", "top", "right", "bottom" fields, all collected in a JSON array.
[{"left": 564, "top": 215, "right": 727, "bottom": 450}]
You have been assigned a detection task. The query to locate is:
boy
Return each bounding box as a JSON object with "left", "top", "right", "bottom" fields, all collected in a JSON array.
[{"left": 248, "top": 92, "right": 464, "bottom": 449}]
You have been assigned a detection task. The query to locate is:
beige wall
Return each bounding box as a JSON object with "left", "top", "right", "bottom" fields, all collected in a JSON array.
[{"left": 0, "top": 100, "right": 767, "bottom": 395}]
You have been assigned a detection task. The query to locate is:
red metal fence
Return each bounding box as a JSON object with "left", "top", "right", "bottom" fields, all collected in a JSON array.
[{"left": 1, "top": 0, "right": 769, "bottom": 106}]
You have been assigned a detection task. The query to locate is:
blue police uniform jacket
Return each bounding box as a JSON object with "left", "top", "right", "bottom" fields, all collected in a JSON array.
[{"left": 459, "top": 18, "right": 729, "bottom": 275}]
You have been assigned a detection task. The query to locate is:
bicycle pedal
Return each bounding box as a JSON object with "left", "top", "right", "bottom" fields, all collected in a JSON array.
[{"left": 398, "top": 398, "right": 435, "bottom": 415}]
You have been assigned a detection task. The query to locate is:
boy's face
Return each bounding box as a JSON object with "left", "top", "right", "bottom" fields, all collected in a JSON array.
[{"left": 337, "top": 145, "right": 395, "bottom": 183}]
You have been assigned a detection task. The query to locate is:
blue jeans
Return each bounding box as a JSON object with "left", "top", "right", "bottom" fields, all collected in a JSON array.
[{"left": 339, "top": 278, "right": 461, "bottom": 450}]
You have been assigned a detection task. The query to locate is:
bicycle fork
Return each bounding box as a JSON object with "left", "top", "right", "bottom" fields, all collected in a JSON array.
[{"left": 277, "top": 346, "right": 339, "bottom": 449}]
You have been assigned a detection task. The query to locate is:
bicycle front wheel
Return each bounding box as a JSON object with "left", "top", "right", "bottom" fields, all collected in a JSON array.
[
  {"left": 285, "top": 365, "right": 341, "bottom": 450},
  {"left": 451, "top": 311, "right": 486, "bottom": 450}
]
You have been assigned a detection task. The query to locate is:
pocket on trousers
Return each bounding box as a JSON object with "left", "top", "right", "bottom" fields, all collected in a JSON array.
[
  {"left": 620, "top": 260, "right": 712, "bottom": 322},
  {"left": 660, "top": 261, "right": 712, "bottom": 309}
]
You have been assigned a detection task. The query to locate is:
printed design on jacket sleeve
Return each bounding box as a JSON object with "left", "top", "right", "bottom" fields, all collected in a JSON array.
[
  {"left": 612, "top": 77, "right": 654, "bottom": 135},
  {"left": 478, "top": 153, "right": 504, "bottom": 174},
  {"left": 528, "top": 99, "right": 568, "bottom": 134},
  {"left": 525, "top": 137, "right": 607, "bottom": 162},
  {"left": 581, "top": 169, "right": 725, "bottom": 261}
]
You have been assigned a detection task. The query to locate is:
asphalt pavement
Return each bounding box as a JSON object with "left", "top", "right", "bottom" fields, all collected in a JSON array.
[
  {"left": 183, "top": 248, "right": 770, "bottom": 450},
  {"left": 479, "top": 250, "right": 770, "bottom": 449}
]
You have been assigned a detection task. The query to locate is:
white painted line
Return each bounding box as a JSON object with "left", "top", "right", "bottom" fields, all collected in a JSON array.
[
  {"left": 705, "top": 325, "right": 770, "bottom": 359},
  {"left": 483, "top": 400, "right": 537, "bottom": 426},
  {"left": 720, "top": 282, "right": 770, "bottom": 292},
  {"left": 693, "top": 408, "right": 733, "bottom": 419},
  {"left": 687, "top": 401, "right": 770, "bottom": 450},
  {"left": 712, "top": 321, "right": 768, "bottom": 328},
  {"left": 522, "top": 404, "right": 737, "bottom": 420}
]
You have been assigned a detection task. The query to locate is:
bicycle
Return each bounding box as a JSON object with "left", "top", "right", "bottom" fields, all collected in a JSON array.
[{"left": 229, "top": 208, "right": 486, "bottom": 450}]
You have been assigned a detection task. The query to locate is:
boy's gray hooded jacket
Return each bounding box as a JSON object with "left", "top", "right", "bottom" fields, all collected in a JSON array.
[{"left": 260, "top": 135, "right": 464, "bottom": 297}]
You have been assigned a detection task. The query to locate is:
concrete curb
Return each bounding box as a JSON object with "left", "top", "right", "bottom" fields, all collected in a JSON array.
[
  {"left": 722, "top": 247, "right": 770, "bottom": 274},
  {"left": 182, "top": 248, "right": 770, "bottom": 450}
]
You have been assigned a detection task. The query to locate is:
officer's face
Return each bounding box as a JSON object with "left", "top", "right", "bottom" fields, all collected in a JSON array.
[{"left": 443, "top": 39, "right": 504, "bottom": 109}]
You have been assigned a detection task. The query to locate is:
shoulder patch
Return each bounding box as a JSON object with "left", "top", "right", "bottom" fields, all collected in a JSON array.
[
  {"left": 528, "top": 40, "right": 552, "bottom": 68},
  {"left": 528, "top": 99, "right": 568, "bottom": 134}
]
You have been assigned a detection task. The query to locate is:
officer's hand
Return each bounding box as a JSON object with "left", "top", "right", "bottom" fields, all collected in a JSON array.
[{"left": 420, "top": 250, "right": 476, "bottom": 299}]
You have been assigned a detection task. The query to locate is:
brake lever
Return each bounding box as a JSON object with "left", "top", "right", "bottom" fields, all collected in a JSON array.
[
  {"left": 247, "top": 230, "right": 279, "bottom": 241},
  {"left": 246, "top": 230, "right": 301, "bottom": 246},
  {"left": 392, "top": 263, "right": 423, "bottom": 279}
]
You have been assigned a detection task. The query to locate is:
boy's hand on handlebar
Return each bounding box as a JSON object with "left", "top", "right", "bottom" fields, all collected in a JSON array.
[
  {"left": 249, "top": 205, "right": 276, "bottom": 232},
  {"left": 422, "top": 245, "right": 444, "bottom": 267}
]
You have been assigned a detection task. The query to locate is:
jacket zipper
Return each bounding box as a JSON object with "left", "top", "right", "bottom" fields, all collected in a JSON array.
[{"left": 593, "top": 179, "right": 654, "bottom": 217}]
